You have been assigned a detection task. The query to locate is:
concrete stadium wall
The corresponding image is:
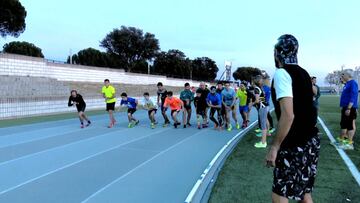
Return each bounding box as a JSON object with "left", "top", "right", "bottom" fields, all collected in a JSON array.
[
  {"left": 0, "top": 53, "right": 201, "bottom": 87},
  {"left": 0, "top": 53, "right": 202, "bottom": 119}
]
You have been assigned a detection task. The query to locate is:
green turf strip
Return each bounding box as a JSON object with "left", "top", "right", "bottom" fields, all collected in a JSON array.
[{"left": 209, "top": 106, "right": 360, "bottom": 202}]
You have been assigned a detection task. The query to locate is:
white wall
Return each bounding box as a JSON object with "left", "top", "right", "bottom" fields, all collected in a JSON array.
[{"left": 0, "top": 53, "right": 201, "bottom": 87}]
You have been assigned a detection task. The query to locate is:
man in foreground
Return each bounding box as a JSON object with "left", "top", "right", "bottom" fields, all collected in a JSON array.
[{"left": 266, "top": 34, "right": 320, "bottom": 203}]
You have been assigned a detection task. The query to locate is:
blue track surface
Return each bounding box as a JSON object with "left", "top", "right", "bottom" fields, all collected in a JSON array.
[{"left": 0, "top": 109, "right": 257, "bottom": 203}]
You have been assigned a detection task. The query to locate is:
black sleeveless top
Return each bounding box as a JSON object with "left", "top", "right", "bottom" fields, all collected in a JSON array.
[{"left": 271, "top": 65, "right": 318, "bottom": 148}]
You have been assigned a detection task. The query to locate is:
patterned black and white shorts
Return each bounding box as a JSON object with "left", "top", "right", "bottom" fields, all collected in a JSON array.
[{"left": 273, "top": 136, "right": 320, "bottom": 201}]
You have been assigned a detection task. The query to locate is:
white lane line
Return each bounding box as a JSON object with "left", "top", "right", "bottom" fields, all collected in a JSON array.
[
  {"left": 0, "top": 111, "right": 155, "bottom": 166},
  {"left": 0, "top": 113, "right": 150, "bottom": 149},
  {"left": 0, "top": 127, "right": 133, "bottom": 167},
  {"left": 184, "top": 121, "right": 258, "bottom": 203},
  {"left": 318, "top": 117, "right": 360, "bottom": 186},
  {"left": 0, "top": 128, "right": 170, "bottom": 195},
  {"left": 0, "top": 127, "right": 85, "bottom": 149},
  {"left": 0, "top": 114, "right": 108, "bottom": 135},
  {"left": 81, "top": 129, "right": 208, "bottom": 203}
]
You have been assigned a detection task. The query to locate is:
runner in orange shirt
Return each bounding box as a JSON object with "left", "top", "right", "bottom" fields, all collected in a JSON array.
[{"left": 163, "top": 91, "right": 184, "bottom": 128}]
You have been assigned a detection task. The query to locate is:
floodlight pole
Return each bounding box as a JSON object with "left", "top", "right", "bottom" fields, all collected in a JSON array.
[
  {"left": 225, "top": 61, "right": 232, "bottom": 81},
  {"left": 69, "top": 49, "right": 72, "bottom": 64},
  {"left": 147, "top": 59, "right": 154, "bottom": 75}
]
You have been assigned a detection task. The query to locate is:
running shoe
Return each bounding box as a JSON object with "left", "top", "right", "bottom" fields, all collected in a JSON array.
[
  {"left": 254, "top": 142, "right": 267, "bottom": 148},
  {"left": 254, "top": 128, "right": 261, "bottom": 133},
  {"left": 202, "top": 124, "right": 208, "bottom": 128},
  {"left": 183, "top": 124, "right": 187, "bottom": 128},
  {"left": 337, "top": 136, "right": 350, "bottom": 143},
  {"left": 151, "top": 123, "right": 156, "bottom": 129},
  {"left": 174, "top": 122, "right": 178, "bottom": 128},
  {"left": 268, "top": 128, "right": 276, "bottom": 134},
  {"left": 108, "top": 123, "right": 114, "bottom": 128},
  {"left": 187, "top": 123, "right": 192, "bottom": 127},
  {"left": 128, "top": 122, "right": 134, "bottom": 128},
  {"left": 135, "top": 120, "right": 140, "bottom": 125},
  {"left": 254, "top": 141, "right": 267, "bottom": 148},
  {"left": 227, "top": 124, "right": 232, "bottom": 132},
  {"left": 338, "top": 143, "right": 354, "bottom": 150},
  {"left": 80, "top": 124, "right": 84, "bottom": 129},
  {"left": 85, "top": 121, "right": 91, "bottom": 127},
  {"left": 256, "top": 132, "right": 263, "bottom": 137},
  {"left": 236, "top": 123, "right": 240, "bottom": 130},
  {"left": 197, "top": 124, "right": 201, "bottom": 129}
]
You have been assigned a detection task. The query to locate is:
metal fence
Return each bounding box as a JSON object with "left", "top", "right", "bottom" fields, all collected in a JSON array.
[{"left": 0, "top": 97, "right": 106, "bottom": 120}]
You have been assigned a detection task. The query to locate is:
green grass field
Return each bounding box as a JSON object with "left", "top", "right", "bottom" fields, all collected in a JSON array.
[
  {"left": 318, "top": 95, "right": 360, "bottom": 168},
  {"left": 209, "top": 95, "right": 360, "bottom": 203}
]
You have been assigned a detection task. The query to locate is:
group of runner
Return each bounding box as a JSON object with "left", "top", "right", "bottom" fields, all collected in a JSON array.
[
  {"left": 66, "top": 34, "right": 332, "bottom": 203},
  {"left": 68, "top": 76, "right": 276, "bottom": 149}
]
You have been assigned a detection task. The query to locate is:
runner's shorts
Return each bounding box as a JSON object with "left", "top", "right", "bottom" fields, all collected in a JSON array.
[
  {"left": 273, "top": 135, "right": 320, "bottom": 201},
  {"left": 340, "top": 107, "right": 357, "bottom": 130},
  {"left": 171, "top": 109, "right": 181, "bottom": 115},
  {"left": 148, "top": 109, "right": 157, "bottom": 116},
  {"left": 196, "top": 108, "right": 206, "bottom": 117},
  {"left": 76, "top": 104, "right": 86, "bottom": 112},
  {"left": 239, "top": 105, "right": 248, "bottom": 113},
  {"left": 127, "top": 108, "right": 136, "bottom": 115},
  {"left": 106, "top": 102, "right": 115, "bottom": 111}
]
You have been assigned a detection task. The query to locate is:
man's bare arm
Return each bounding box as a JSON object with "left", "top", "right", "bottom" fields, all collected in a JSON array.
[{"left": 271, "top": 97, "right": 294, "bottom": 149}]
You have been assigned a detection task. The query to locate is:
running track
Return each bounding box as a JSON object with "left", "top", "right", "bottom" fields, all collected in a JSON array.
[{"left": 0, "top": 109, "right": 257, "bottom": 203}]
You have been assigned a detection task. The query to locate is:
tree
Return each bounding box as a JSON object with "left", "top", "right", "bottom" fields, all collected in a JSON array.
[
  {"left": 100, "top": 26, "right": 160, "bottom": 72},
  {"left": 325, "top": 71, "right": 342, "bottom": 87},
  {"left": 153, "top": 49, "right": 192, "bottom": 79},
  {"left": 0, "top": 0, "right": 27, "bottom": 38},
  {"left": 3, "top": 41, "right": 44, "bottom": 57},
  {"left": 130, "top": 59, "right": 148, "bottom": 74},
  {"left": 233, "top": 67, "right": 262, "bottom": 82},
  {"left": 67, "top": 47, "right": 123, "bottom": 68},
  {"left": 191, "top": 57, "right": 218, "bottom": 81}
]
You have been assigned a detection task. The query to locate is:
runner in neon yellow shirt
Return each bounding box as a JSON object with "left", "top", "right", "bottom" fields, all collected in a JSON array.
[
  {"left": 102, "top": 79, "right": 117, "bottom": 128},
  {"left": 236, "top": 82, "right": 249, "bottom": 128}
]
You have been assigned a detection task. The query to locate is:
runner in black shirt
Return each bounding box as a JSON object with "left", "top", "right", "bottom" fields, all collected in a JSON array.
[
  {"left": 194, "top": 89, "right": 208, "bottom": 129},
  {"left": 68, "top": 90, "right": 91, "bottom": 128},
  {"left": 157, "top": 82, "right": 170, "bottom": 127},
  {"left": 216, "top": 81, "right": 226, "bottom": 127}
]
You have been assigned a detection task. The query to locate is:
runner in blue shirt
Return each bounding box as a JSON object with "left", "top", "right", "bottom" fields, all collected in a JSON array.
[
  {"left": 338, "top": 70, "right": 359, "bottom": 150},
  {"left": 221, "top": 81, "right": 240, "bottom": 131},
  {"left": 207, "top": 86, "right": 223, "bottom": 130},
  {"left": 120, "top": 92, "right": 139, "bottom": 128},
  {"left": 263, "top": 83, "right": 275, "bottom": 133}
]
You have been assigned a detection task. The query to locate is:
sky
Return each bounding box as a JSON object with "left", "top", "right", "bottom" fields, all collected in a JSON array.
[{"left": 1, "top": 0, "right": 360, "bottom": 86}]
